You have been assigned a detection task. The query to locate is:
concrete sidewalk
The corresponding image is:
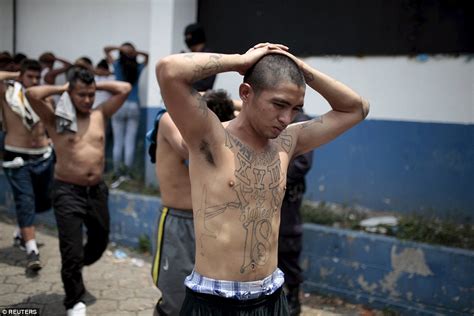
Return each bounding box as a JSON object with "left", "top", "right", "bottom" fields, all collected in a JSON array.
[
  {"left": 0, "top": 215, "right": 158, "bottom": 316},
  {"left": 0, "top": 215, "right": 366, "bottom": 316}
]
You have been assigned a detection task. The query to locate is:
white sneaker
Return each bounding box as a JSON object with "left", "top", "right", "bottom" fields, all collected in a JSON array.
[
  {"left": 111, "top": 175, "right": 129, "bottom": 189},
  {"left": 67, "top": 302, "right": 86, "bottom": 316}
]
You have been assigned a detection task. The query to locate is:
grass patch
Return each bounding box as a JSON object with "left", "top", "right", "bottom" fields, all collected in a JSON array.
[
  {"left": 302, "top": 201, "right": 474, "bottom": 250},
  {"left": 138, "top": 234, "right": 152, "bottom": 254}
]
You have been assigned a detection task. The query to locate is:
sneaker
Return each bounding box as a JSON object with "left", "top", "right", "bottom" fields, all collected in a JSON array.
[
  {"left": 110, "top": 175, "right": 125, "bottom": 189},
  {"left": 26, "top": 252, "right": 42, "bottom": 271},
  {"left": 110, "top": 175, "right": 130, "bottom": 189},
  {"left": 67, "top": 302, "right": 86, "bottom": 316},
  {"left": 13, "top": 235, "right": 26, "bottom": 251}
]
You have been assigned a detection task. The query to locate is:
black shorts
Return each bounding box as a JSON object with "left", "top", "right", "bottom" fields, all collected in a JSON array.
[{"left": 180, "top": 287, "right": 289, "bottom": 316}]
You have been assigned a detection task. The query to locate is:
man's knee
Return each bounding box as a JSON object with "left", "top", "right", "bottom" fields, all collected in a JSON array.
[
  {"left": 16, "top": 201, "right": 36, "bottom": 228},
  {"left": 84, "top": 235, "right": 108, "bottom": 266}
]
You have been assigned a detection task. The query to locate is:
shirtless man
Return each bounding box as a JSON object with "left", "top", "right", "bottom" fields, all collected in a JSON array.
[
  {"left": 148, "top": 90, "right": 235, "bottom": 316},
  {"left": 156, "top": 43, "right": 369, "bottom": 314},
  {"left": 0, "top": 59, "right": 54, "bottom": 271},
  {"left": 26, "top": 68, "right": 131, "bottom": 316},
  {"left": 38, "top": 52, "right": 72, "bottom": 85}
]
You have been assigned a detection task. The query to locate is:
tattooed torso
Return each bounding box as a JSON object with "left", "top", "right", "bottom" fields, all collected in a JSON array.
[{"left": 192, "top": 128, "right": 295, "bottom": 281}]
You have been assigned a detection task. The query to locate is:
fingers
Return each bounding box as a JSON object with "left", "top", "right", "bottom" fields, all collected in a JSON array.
[{"left": 252, "top": 42, "right": 289, "bottom": 51}]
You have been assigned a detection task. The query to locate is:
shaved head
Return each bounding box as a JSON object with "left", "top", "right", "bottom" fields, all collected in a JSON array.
[{"left": 243, "top": 54, "right": 305, "bottom": 94}]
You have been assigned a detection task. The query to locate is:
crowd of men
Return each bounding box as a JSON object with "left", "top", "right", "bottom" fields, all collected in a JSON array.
[{"left": 0, "top": 23, "right": 368, "bottom": 316}]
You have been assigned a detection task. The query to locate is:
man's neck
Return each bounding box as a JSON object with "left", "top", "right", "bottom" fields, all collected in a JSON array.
[{"left": 228, "top": 115, "right": 269, "bottom": 150}]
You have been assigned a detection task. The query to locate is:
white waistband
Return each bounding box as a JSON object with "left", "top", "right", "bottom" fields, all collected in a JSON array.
[{"left": 4, "top": 144, "right": 51, "bottom": 155}]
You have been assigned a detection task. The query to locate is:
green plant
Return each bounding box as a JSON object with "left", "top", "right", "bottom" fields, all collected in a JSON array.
[
  {"left": 301, "top": 201, "right": 474, "bottom": 250},
  {"left": 138, "top": 234, "right": 152, "bottom": 254}
]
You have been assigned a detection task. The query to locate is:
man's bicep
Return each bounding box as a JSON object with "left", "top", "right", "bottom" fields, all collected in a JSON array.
[
  {"left": 293, "top": 110, "right": 360, "bottom": 156},
  {"left": 29, "top": 98, "right": 55, "bottom": 125},
  {"left": 100, "top": 94, "right": 127, "bottom": 118},
  {"left": 162, "top": 83, "right": 216, "bottom": 147}
]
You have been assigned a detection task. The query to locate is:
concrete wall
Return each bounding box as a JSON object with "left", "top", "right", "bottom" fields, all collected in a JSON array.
[
  {"left": 301, "top": 223, "right": 474, "bottom": 315},
  {"left": 0, "top": 0, "right": 14, "bottom": 53},
  {"left": 15, "top": 0, "right": 150, "bottom": 65}
]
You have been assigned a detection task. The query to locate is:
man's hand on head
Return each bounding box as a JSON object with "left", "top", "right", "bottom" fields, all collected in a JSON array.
[{"left": 238, "top": 43, "right": 289, "bottom": 75}]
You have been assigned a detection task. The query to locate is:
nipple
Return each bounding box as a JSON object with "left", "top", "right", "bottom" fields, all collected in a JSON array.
[{"left": 228, "top": 180, "right": 235, "bottom": 187}]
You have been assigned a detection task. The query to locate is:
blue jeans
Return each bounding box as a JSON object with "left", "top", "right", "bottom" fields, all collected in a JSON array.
[
  {"left": 3, "top": 153, "right": 55, "bottom": 227},
  {"left": 111, "top": 100, "right": 140, "bottom": 170}
]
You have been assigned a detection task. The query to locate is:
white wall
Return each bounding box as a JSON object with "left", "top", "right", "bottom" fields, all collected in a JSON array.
[
  {"left": 0, "top": 0, "right": 14, "bottom": 53},
  {"left": 16, "top": 0, "right": 150, "bottom": 66},
  {"left": 146, "top": 0, "right": 197, "bottom": 106},
  {"left": 214, "top": 56, "right": 474, "bottom": 125}
]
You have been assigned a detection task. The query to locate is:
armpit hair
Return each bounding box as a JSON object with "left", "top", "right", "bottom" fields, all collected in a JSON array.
[{"left": 199, "top": 139, "right": 215, "bottom": 166}]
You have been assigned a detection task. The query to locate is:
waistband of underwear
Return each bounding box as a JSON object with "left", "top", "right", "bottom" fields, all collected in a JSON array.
[
  {"left": 4, "top": 144, "right": 52, "bottom": 156},
  {"left": 185, "top": 286, "right": 283, "bottom": 307},
  {"left": 53, "top": 179, "right": 105, "bottom": 192},
  {"left": 162, "top": 206, "right": 193, "bottom": 218},
  {"left": 184, "top": 268, "right": 285, "bottom": 300}
]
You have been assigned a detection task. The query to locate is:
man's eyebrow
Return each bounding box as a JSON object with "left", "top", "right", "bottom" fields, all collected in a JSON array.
[{"left": 271, "top": 97, "right": 291, "bottom": 105}]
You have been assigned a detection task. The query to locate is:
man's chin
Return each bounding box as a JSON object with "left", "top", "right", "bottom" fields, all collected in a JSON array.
[{"left": 77, "top": 108, "right": 92, "bottom": 114}]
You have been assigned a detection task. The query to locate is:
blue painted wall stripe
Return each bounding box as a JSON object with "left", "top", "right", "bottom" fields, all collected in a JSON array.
[{"left": 304, "top": 119, "right": 474, "bottom": 217}]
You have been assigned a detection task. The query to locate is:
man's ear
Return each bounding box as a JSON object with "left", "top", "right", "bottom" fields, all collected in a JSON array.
[{"left": 239, "top": 83, "right": 252, "bottom": 104}]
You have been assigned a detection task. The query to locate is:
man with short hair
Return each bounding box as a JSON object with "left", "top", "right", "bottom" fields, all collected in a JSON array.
[
  {"left": 148, "top": 89, "right": 235, "bottom": 316},
  {"left": 156, "top": 43, "right": 369, "bottom": 314},
  {"left": 38, "top": 52, "right": 72, "bottom": 85},
  {"left": 26, "top": 68, "right": 131, "bottom": 316},
  {"left": 0, "top": 59, "right": 54, "bottom": 271}
]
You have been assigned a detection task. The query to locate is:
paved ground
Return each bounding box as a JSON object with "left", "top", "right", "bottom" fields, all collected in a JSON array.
[{"left": 0, "top": 214, "right": 380, "bottom": 316}]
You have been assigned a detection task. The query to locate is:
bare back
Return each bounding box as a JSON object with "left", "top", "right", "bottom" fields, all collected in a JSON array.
[
  {"left": 48, "top": 111, "right": 106, "bottom": 186},
  {"left": 156, "top": 116, "right": 192, "bottom": 210},
  {"left": 191, "top": 127, "right": 294, "bottom": 281}
]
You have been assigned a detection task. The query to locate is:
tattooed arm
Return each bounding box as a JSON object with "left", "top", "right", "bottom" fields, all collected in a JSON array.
[
  {"left": 287, "top": 54, "right": 370, "bottom": 157},
  {"left": 155, "top": 44, "right": 288, "bottom": 148}
]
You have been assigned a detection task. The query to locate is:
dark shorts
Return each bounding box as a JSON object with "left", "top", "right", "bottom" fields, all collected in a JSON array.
[
  {"left": 152, "top": 207, "right": 195, "bottom": 316},
  {"left": 3, "top": 150, "right": 54, "bottom": 227},
  {"left": 180, "top": 287, "right": 289, "bottom": 316}
]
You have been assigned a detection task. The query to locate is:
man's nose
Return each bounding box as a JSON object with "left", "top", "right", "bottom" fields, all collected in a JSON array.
[{"left": 278, "top": 110, "right": 293, "bottom": 126}]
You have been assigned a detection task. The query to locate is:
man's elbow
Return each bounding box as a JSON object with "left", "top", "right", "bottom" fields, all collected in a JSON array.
[
  {"left": 360, "top": 98, "right": 370, "bottom": 119},
  {"left": 25, "top": 88, "right": 37, "bottom": 102},
  {"left": 123, "top": 82, "right": 132, "bottom": 94},
  {"left": 156, "top": 56, "right": 177, "bottom": 85},
  {"left": 349, "top": 96, "right": 370, "bottom": 120}
]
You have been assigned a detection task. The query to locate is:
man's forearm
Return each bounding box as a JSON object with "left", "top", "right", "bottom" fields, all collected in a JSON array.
[
  {"left": 300, "top": 62, "right": 369, "bottom": 118},
  {"left": 157, "top": 53, "right": 240, "bottom": 87},
  {"left": 0, "top": 71, "right": 20, "bottom": 81},
  {"left": 96, "top": 81, "right": 131, "bottom": 95},
  {"left": 25, "top": 84, "right": 66, "bottom": 102}
]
